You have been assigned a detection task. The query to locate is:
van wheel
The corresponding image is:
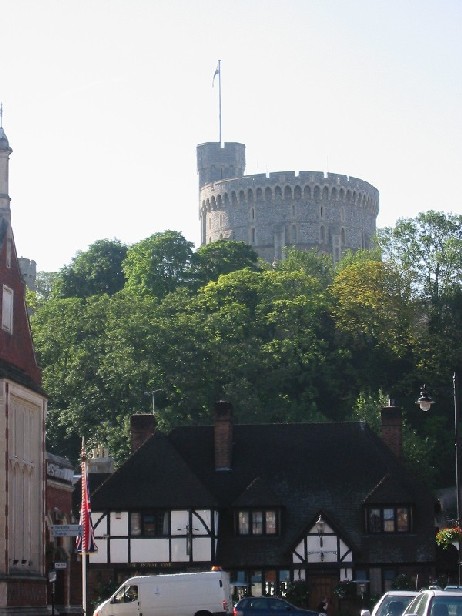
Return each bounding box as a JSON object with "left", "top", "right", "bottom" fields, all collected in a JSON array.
[{"left": 195, "top": 611, "right": 212, "bottom": 616}]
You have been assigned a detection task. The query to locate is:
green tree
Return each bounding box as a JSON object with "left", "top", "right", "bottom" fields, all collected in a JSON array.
[
  {"left": 35, "top": 271, "right": 59, "bottom": 302},
  {"left": 376, "top": 210, "right": 462, "bottom": 304},
  {"left": 330, "top": 258, "right": 413, "bottom": 356},
  {"left": 54, "top": 239, "right": 128, "bottom": 298},
  {"left": 278, "top": 247, "right": 334, "bottom": 290},
  {"left": 123, "top": 231, "right": 194, "bottom": 298},
  {"left": 191, "top": 240, "right": 260, "bottom": 287},
  {"left": 377, "top": 211, "right": 462, "bottom": 485}
]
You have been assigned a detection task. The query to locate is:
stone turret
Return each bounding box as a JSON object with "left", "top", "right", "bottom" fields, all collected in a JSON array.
[
  {"left": 0, "top": 127, "right": 12, "bottom": 224},
  {"left": 197, "top": 142, "right": 245, "bottom": 189}
]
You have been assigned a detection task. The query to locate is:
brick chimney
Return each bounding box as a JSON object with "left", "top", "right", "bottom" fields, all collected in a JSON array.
[
  {"left": 380, "top": 399, "right": 402, "bottom": 458},
  {"left": 214, "top": 401, "right": 233, "bottom": 471},
  {"left": 130, "top": 414, "right": 156, "bottom": 453}
]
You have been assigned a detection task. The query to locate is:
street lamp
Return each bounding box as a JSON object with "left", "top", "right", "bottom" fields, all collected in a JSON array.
[
  {"left": 416, "top": 374, "right": 461, "bottom": 586},
  {"left": 144, "top": 389, "right": 162, "bottom": 414}
]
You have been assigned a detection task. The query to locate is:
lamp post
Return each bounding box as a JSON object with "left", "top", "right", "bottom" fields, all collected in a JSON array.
[
  {"left": 417, "top": 374, "right": 461, "bottom": 586},
  {"left": 144, "top": 389, "right": 162, "bottom": 414}
]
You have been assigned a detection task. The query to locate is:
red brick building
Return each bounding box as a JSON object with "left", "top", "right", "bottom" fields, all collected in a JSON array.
[{"left": 0, "top": 125, "right": 48, "bottom": 614}]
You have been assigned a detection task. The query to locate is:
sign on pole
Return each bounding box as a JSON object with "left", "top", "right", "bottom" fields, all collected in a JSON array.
[
  {"left": 54, "top": 561, "right": 67, "bottom": 569},
  {"left": 51, "top": 524, "right": 82, "bottom": 537}
]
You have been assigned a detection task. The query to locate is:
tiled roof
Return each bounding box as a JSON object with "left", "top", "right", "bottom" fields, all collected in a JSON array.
[
  {"left": 232, "top": 477, "right": 284, "bottom": 507},
  {"left": 92, "top": 431, "right": 217, "bottom": 510}
]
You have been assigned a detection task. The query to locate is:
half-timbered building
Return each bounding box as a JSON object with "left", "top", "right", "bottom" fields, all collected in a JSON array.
[{"left": 88, "top": 401, "right": 436, "bottom": 610}]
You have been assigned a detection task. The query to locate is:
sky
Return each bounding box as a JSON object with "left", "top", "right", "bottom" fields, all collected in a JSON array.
[{"left": 1, "top": 0, "right": 461, "bottom": 272}]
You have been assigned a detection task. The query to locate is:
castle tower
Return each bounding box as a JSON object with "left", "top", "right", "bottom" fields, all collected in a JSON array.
[
  {"left": 0, "top": 126, "right": 12, "bottom": 224},
  {"left": 197, "top": 142, "right": 245, "bottom": 188},
  {"left": 197, "top": 140, "right": 379, "bottom": 263}
]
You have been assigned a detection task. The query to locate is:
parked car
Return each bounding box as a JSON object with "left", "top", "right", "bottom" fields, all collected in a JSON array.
[
  {"left": 361, "top": 590, "right": 419, "bottom": 616},
  {"left": 403, "top": 588, "right": 462, "bottom": 616},
  {"left": 233, "top": 596, "right": 319, "bottom": 616}
]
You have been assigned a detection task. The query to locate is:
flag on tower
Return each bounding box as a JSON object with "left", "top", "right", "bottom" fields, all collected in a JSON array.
[
  {"left": 212, "top": 61, "right": 220, "bottom": 87},
  {"left": 76, "top": 441, "right": 96, "bottom": 554}
]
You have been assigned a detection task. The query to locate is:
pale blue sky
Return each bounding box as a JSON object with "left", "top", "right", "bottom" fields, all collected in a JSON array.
[{"left": 1, "top": 0, "right": 461, "bottom": 272}]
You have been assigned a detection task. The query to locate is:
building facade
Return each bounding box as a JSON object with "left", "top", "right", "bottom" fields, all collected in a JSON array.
[
  {"left": 197, "top": 142, "right": 379, "bottom": 263},
  {"left": 0, "top": 126, "right": 48, "bottom": 615},
  {"left": 88, "top": 402, "right": 435, "bottom": 611}
]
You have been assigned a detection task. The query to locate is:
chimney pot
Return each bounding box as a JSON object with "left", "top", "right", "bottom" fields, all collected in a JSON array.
[
  {"left": 214, "top": 401, "right": 233, "bottom": 471},
  {"left": 380, "top": 401, "right": 402, "bottom": 458},
  {"left": 130, "top": 414, "right": 156, "bottom": 453}
]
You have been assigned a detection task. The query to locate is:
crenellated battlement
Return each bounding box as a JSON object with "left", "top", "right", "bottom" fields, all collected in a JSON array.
[
  {"left": 197, "top": 141, "right": 379, "bottom": 263},
  {"left": 200, "top": 171, "right": 379, "bottom": 216}
]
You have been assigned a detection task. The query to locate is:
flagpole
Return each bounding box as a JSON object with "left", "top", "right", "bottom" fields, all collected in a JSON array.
[
  {"left": 81, "top": 440, "right": 87, "bottom": 616},
  {"left": 82, "top": 549, "right": 87, "bottom": 616},
  {"left": 218, "top": 59, "right": 222, "bottom": 145}
]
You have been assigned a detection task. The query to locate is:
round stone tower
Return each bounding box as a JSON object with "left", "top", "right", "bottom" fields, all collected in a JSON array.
[{"left": 197, "top": 141, "right": 379, "bottom": 263}]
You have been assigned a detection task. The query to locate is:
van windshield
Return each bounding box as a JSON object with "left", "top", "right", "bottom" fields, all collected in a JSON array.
[{"left": 112, "top": 585, "right": 139, "bottom": 604}]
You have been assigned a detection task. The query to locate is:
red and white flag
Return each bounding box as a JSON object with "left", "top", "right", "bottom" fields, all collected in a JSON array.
[{"left": 76, "top": 442, "right": 96, "bottom": 553}]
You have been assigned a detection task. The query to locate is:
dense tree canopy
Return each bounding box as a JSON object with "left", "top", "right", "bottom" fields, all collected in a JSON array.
[
  {"left": 376, "top": 211, "right": 462, "bottom": 303},
  {"left": 54, "top": 239, "right": 128, "bottom": 298},
  {"left": 191, "top": 240, "right": 260, "bottom": 286},
  {"left": 29, "top": 220, "right": 462, "bottom": 485},
  {"left": 123, "top": 231, "right": 194, "bottom": 298}
]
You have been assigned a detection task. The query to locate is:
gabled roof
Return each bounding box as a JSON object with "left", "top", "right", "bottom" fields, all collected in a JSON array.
[
  {"left": 92, "top": 431, "right": 217, "bottom": 510},
  {"left": 0, "top": 218, "right": 42, "bottom": 388},
  {"left": 91, "top": 418, "right": 436, "bottom": 567}
]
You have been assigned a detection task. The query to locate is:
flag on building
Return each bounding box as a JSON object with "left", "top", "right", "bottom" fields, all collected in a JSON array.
[
  {"left": 212, "top": 61, "right": 220, "bottom": 87},
  {"left": 76, "top": 442, "right": 96, "bottom": 553}
]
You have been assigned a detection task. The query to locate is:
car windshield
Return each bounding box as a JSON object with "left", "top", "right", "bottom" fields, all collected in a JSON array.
[
  {"left": 429, "top": 597, "right": 462, "bottom": 616},
  {"left": 377, "top": 596, "right": 417, "bottom": 616}
]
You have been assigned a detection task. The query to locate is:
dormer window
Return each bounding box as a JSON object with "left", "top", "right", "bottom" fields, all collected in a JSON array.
[
  {"left": 2, "top": 285, "right": 13, "bottom": 333},
  {"left": 237, "top": 509, "right": 279, "bottom": 535},
  {"left": 367, "top": 506, "right": 411, "bottom": 533}
]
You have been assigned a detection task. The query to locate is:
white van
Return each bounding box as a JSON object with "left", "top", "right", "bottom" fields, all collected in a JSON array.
[{"left": 92, "top": 570, "right": 232, "bottom": 616}]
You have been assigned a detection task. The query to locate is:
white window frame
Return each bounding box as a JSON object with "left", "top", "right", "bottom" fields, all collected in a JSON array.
[{"left": 2, "top": 285, "right": 13, "bottom": 333}]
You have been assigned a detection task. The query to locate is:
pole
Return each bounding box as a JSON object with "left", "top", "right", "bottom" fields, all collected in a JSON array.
[
  {"left": 81, "top": 440, "right": 88, "bottom": 615},
  {"left": 218, "top": 59, "right": 222, "bottom": 145},
  {"left": 453, "top": 373, "right": 461, "bottom": 586},
  {"left": 82, "top": 551, "right": 87, "bottom": 616},
  {"left": 51, "top": 577, "right": 55, "bottom": 616}
]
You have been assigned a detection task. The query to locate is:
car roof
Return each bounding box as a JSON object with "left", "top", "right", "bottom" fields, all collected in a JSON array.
[
  {"left": 410, "top": 590, "right": 462, "bottom": 598},
  {"left": 382, "top": 592, "right": 419, "bottom": 596}
]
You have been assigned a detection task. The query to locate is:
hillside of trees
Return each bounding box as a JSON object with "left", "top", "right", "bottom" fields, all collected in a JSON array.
[{"left": 29, "top": 212, "right": 462, "bottom": 488}]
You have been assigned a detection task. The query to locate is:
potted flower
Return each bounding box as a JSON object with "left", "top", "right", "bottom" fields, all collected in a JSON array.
[{"left": 436, "top": 526, "right": 462, "bottom": 549}]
